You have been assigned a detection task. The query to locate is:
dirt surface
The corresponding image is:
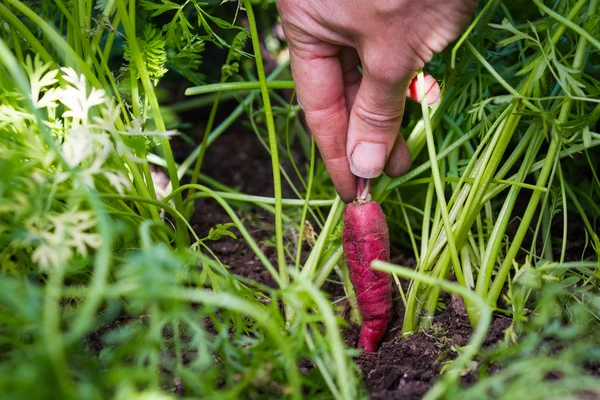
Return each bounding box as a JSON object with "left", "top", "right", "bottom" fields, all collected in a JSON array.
[
  {"left": 354, "top": 312, "right": 509, "bottom": 400},
  {"left": 184, "top": 123, "right": 302, "bottom": 287},
  {"left": 191, "top": 199, "right": 280, "bottom": 287}
]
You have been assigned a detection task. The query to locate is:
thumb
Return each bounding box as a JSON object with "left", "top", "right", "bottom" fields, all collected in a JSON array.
[{"left": 347, "top": 68, "right": 411, "bottom": 179}]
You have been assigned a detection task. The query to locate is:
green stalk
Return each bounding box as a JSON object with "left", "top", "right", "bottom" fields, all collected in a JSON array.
[
  {"left": 187, "top": 90, "right": 223, "bottom": 212},
  {"left": 533, "top": 0, "right": 600, "bottom": 53},
  {"left": 177, "top": 61, "right": 289, "bottom": 179},
  {"left": 6, "top": 0, "right": 102, "bottom": 87},
  {"left": 285, "top": 94, "right": 307, "bottom": 190},
  {"left": 244, "top": 0, "right": 287, "bottom": 283},
  {"left": 293, "top": 272, "right": 356, "bottom": 400},
  {"left": 179, "top": 190, "right": 334, "bottom": 207},
  {"left": 418, "top": 72, "right": 470, "bottom": 313},
  {"left": 296, "top": 138, "right": 316, "bottom": 268},
  {"left": 533, "top": 155, "right": 560, "bottom": 262},
  {"left": 314, "top": 246, "right": 345, "bottom": 289},
  {"left": 487, "top": 0, "right": 596, "bottom": 306},
  {"left": 565, "top": 184, "right": 600, "bottom": 257},
  {"left": 385, "top": 126, "right": 479, "bottom": 191},
  {"left": 374, "top": 86, "right": 456, "bottom": 200},
  {"left": 374, "top": 261, "right": 491, "bottom": 400},
  {"left": 54, "top": 0, "right": 92, "bottom": 65},
  {"left": 186, "top": 80, "right": 295, "bottom": 96},
  {"left": 466, "top": 42, "right": 540, "bottom": 113},
  {"left": 451, "top": 0, "right": 499, "bottom": 69},
  {"left": 406, "top": 97, "right": 527, "bottom": 331},
  {"left": 167, "top": 92, "right": 236, "bottom": 111},
  {"left": 102, "top": 15, "right": 120, "bottom": 64},
  {"left": 481, "top": 138, "right": 600, "bottom": 204},
  {"left": 557, "top": 164, "right": 568, "bottom": 264},
  {"left": 244, "top": 99, "right": 327, "bottom": 230},
  {"left": 114, "top": 0, "right": 188, "bottom": 245},
  {"left": 0, "top": 4, "right": 55, "bottom": 67},
  {"left": 100, "top": 194, "right": 200, "bottom": 241},
  {"left": 475, "top": 125, "right": 543, "bottom": 297},
  {"left": 8, "top": 23, "right": 23, "bottom": 63},
  {"left": 302, "top": 196, "right": 344, "bottom": 280},
  {"left": 43, "top": 265, "right": 72, "bottom": 397}
]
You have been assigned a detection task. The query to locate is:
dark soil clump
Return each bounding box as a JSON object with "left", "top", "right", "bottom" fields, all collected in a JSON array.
[{"left": 356, "top": 312, "right": 510, "bottom": 400}]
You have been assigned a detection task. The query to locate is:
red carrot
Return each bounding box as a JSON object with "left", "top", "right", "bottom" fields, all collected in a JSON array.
[{"left": 342, "top": 178, "right": 392, "bottom": 352}]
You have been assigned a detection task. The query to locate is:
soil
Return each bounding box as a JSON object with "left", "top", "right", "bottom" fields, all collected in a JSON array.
[
  {"left": 183, "top": 120, "right": 303, "bottom": 287},
  {"left": 174, "top": 118, "right": 512, "bottom": 399},
  {"left": 353, "top": 313, "right": 509, "bottom": 400}
]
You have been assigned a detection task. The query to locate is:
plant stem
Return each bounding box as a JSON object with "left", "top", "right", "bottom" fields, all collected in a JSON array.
[
  {"left": 487, "top": 0, "right": 596, "bottom": 306},
  {"left": 418, "top": 71, "right": 471, "bottom": 319},
  {"left": 185, "top": 80, "right": 295, "bottom": 96},
  {"left": 115, "top": 0, "right": 188, "bottom": 246},
  {"left": 177, "top": 61, "right": 289, "bottom": 179},
  {"left": 302, "top": 196, "right": 344, "bottom": 280},
  {"left": 475, "top": 125, "right": 543, "bottom": 297},
  {"left": 244, "top": 0, "right": 287, "bottom": 284},
  {"left": 296, "top": 138, "right": 316, "bottom": 268},
  {"left": 0, "top": 3, "right": 55, "bottom": 66},
  {"left": 374, "top": 261, "right": 491, "bottom": 400},
  {"left": 44, "top": 265, "right": 72, "bottom": 397}
]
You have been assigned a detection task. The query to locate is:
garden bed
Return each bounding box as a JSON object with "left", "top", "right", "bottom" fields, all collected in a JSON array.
[{"left": 1, "top": 1, "right": 599, "bottom": 399}]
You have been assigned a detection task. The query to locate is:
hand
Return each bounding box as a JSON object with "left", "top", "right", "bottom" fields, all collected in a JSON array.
[{"left": 277, "top": 0, "right": 478, "bottom": 202}]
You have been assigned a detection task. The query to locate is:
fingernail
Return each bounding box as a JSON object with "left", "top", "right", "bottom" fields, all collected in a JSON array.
[{"left": 349, "top": 142, "right": 387, "bottom": 178}]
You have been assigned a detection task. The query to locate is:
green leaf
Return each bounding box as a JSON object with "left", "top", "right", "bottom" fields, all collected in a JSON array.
[
  {"left": 515, "top": 266, "right": 542, "bottom": 290},
  {"left": 206, "top": 223, "right": 237, "bottom": 241}
]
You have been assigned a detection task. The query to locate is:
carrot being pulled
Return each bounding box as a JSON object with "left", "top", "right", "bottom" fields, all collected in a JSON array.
[{"left": 342, "top": 178, "right": 392, "bottom": 352}]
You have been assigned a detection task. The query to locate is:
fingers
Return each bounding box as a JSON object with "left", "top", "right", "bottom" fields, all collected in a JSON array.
[
  {"left": 339, "top": 47, "right": 361, "bottom": 112},
  {"left": 288, "top": 47, "right": 356, "bottom": 203},
  {"left": 291, "top": 43, "right": 440, "bottom": 198},
  {"left": 384, "top": 134, "right": 411, "bottom": 177},
  {"left": 346, "top": 55, "right": 411, "bottom": 179}
]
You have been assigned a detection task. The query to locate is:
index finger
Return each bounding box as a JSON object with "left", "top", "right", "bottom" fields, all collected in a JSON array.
[{"left": 289, "top": 47, "right": 356, "bottom": 203}]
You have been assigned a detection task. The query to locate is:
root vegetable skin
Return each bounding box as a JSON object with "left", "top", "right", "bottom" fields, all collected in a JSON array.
[{"left": 342, "top": 199, "right": 392, "bottom": 352}]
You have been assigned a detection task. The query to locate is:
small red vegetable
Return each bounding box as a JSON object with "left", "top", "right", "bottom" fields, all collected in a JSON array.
[{"left": 342, "top": 179, "right": 392, "bottom": 352}]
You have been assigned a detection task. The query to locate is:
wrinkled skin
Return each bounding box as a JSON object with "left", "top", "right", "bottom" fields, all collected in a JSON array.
[
  {"left": 277, "top": 0, "right": 478, "bottom": 202},
  {"left": 343, "top": 200, "right": 391, "bottom": 352}
]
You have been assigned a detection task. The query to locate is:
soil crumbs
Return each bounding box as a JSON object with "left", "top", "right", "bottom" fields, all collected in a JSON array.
[{"left": 353, "top": 312, "right": 509, "bottom": 400}]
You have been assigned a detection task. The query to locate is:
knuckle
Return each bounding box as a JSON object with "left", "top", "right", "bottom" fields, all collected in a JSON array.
[
  {"left": 405, "top": 37, "right": 433, "bottom": 67},
  {"left": 362, "top": 59, "right": 400, "bottom": 84},
  {"left": 304, "top": 95, "right": 347, "bottom": 132},
  {"left": 371, "top": 0, "right": 399, "bottom": 15},
  {"left": 276, "top": 0, "right": 292, "bottom": 15},
  {"left": 353, "top": 103, "right": 402, "bottom": 131}
]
